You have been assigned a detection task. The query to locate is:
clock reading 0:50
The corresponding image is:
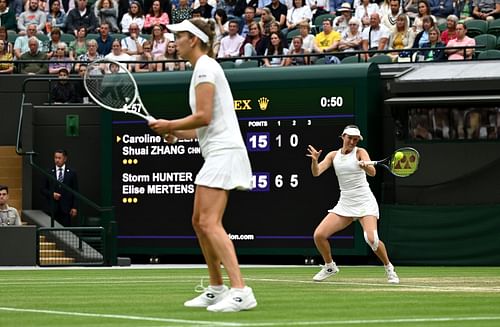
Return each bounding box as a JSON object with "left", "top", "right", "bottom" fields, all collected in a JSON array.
[{"left": 320, "top": 96, "right": 344, "bottom": 108}]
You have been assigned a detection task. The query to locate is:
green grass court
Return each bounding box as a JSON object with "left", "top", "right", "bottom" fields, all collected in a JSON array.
[{"left": 1, "top": 266, "right": 499, "bottom": 326}]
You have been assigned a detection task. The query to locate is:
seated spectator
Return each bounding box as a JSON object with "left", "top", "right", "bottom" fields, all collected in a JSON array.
[
  {"left": 194, "top": 0, "right": 214, "bottom": 19},
  {"left": 240, "top": 6, "right": 256, "bottom": 38},
  {"left": 120, "top": 1, "right": 145, "bottom": 34},
  {"left": 333, "top": 3, "right": 354, "bottom": 35},
  {"left": 69, "top": 26, "right": 88, "bottom": 60},
  {"left": 8, "top": 0, "right": 23, "bottom": 18},
  {"left": 94, "top": 0, "right": 119, "bottom": 33},
  {"left": 51, "top": 68, "right": 77, "bottom": 103},
  {"left": 65, "top": 0, "right": 98, "bottom": 36},
  {"left": 286, "top": 0, "right": 312, "bottom": 34},
  {"left": 14, "top": 24, "right": 43, "bottom": 59},
  {"left": 239, "top": 22, "right": 267, "bottom": 57},
  {"left": 428, "top": 0, "right": 454, "bottom": 25},
  {"left": 151, "top": 25, "right": 168, "bottom": 58},
  {"left": 234, "top": 0, "right": 258, "bottom": 18},
  {"left": 46, "top": 0, "right": 66, "bottom": 34},
  {"left": 19, "top": 37, "right": 48, "bottom": 74},
  {"left": 134, "top": 40, "right": 156, "bottom": 72},
  {"left": 49, "top": 42, "right": 72, "bottom": 74},
  {"left": 17, "top": 0, "right": 46, "bottom": 35},
  {"left": 156, "top": 40, "right": 185, "bottom": 71},
  {"left": 46, "top": 27, "right": 63, "bottom": 58},
  {"left": 472, "top": 0, "right": 500, "bottom": 20},
  {"left": 362, "top": 13, "right": 390, "bottom": 59},
  {"left": 311, "top": 0, "right": 330, "bottom": 21},
  {"left": 388, "top": 14, "right": 415, "bottom": 60},
  {"left": 298, "top": 21, "right": 315, "bottom": 53},
  {"left": 418, "top": 26, "right": 446, "bottom": 61},
  {"left": 270, "top": 21, "right": 288, "bottom": 48},
  {"left": 213, "top": 9, "right": 229, "bottom": 56},
  {"left": 143, "top": 0, "right": 169, "bottom": 34},
  {"left": 0, "top": 38, "right": 13, "bottom": 74},
  {"left": 0, "top": 26, "right": 13, "bottom": 54},
  {"left": 74, "top": 64, "right": 90, "bottom": 103},
  {"left": 217, "top": 20, "right": 244, "bottom": 58},
  {"left": 381, "top": 0, "right": 405, "bottom": 30},
  {"left": 454, "top": 0, "right": 474, "bottom": 20},
  {"left": 105, "top": 39, "right": 133, "bottom": 71},
  {"left": 412, "top": 0, "right": 436, "bottom": 33},
  {"left": 354, "top": 0, "right": 379, "bottom": 31},
  {"left": 313, "top": 17, "right": 341, "bottom": 54},
  {"left": 172, "top": 0, "right": 192, "bottom": 24},
  {"left": 0, "top": 0, "right": 17, "bottom": 32},
  {"left": 96, "top": 22, "right": 114, "bottom": 56},
  {"left": 446, "top": 22, "right": 475, "bottom": 60},
  {"left": 262, "top": 32, "right": 289, "bottom": 67},
  {"left": 121, "top": 23, "right": 146, "bottom": 56},
  {"left": 75, "top": 39, "right": 103, "bottom": 72},
  {"left": 440, "top": 14, "right": 457, "bottom": 44},
  {"left": 338, "top": 17, "right": 363, "bottom": 52},
  {"left": 266, "top": 0, "right": 287, "bottom": 29},
  {"left": 259, "top": 7, "right": 275, "bottom": 37},
  {"left": 285, "top": 35, "right": 310, "bottom": 65},
  {"left": 412, "top": 15, "right": 435, "bottom": 48},
  {"left": 0, "top": 185, "right": 22, "bottom": 226}
]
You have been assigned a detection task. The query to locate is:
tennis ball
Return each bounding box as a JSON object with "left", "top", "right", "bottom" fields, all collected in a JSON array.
[{"left": 394, "top": 151, "right": 404, "bottom": 161}]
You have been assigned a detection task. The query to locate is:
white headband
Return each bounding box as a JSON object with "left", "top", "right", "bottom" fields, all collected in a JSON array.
[
  {"left": 342, "top": 127, "right": 363, "bottom": 140},
  {"left": 167, "top": 20, "right": 209, "bottom": 43}
]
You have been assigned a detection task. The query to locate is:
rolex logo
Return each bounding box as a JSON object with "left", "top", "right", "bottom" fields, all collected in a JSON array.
[{"left": 258, "top": 97, "right": 269, "bottom": 111}]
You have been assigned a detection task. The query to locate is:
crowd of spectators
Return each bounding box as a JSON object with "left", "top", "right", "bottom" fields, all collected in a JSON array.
[{"left": 0, "top": 0, "right": 495, "bottom": 78}]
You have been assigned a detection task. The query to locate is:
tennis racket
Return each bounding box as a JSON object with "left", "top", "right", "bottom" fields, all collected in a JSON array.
[
  {"left": 84, "top": 58, "right": 177, "bottom": 142},
  {"left": 365, "top": 147, "right": 420, "bottom": 177}
]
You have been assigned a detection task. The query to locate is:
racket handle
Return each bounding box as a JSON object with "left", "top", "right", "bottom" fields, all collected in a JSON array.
[
  {"left": 364, "top": 161, "right": 377, "bottom": 166},
  {"left": 146, "top": 116, "right": 156, "bottom": 122}
]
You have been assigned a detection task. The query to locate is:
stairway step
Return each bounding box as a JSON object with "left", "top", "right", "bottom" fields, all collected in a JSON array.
[
  {"left": 39, "top": 257, "right": 76, "bottom": 265},
  {"left": 39, "top": 250, "right": 66, "bottom": 258},
  {"left": 39, "top": 242, "right": 57, "bottom": 250}
]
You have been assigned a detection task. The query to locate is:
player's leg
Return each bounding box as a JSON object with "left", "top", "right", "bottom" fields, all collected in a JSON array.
[
  {"left": 358, "top": 216, "right": 399, "bottom": 284},
  {"left": 184, "top": 185, "right": 229, "bottom": 308},
  {"left": 190, "top": 185, "right": 257, "bottom": 312},
  {"left": 312, "top": 213, "right": 352, "bottom": 281}
]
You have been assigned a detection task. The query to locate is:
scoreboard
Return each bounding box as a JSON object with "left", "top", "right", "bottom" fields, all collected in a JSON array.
[{"left": 101, "top": 64, "right": 381, "bottom": 257}]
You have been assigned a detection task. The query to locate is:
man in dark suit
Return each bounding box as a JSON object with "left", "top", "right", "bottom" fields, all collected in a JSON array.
[{"left": 41, "top": 149, "right": 79, "bottom": 227}]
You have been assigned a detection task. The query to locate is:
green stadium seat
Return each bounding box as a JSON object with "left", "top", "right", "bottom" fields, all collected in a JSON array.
[
  {"left": 7, "top": 30, "right": 17, "bottom": 43},
  {"left": 341, "top": 55, "right": 364, "bottom": 63},
  {"left": 112, "top": 33, "right": 127, "bottom": 40},
  {"left": 86, "top": 33, "right": 99, "bottom": 40},
  {"left": 314, "top": 57, "right": 327, "bottom": 64},
  {"left": 477, "top": 49, "right": 500, "bottom": 59},
  {"left": 60, "top": 33, "right": 75, "bottom": 44},
  {"left": 219, "top": 61, "right": 235, "bottom": 69},
  {"left": 438, "top": 22, "right": 447, "bottom": 32},
  {"left": 237, "top": 60, "right": 259, "bottom": 68},
  {"left": 368, "top": 54, "right": 392, "bottom": 64},
  {"left": 487, "top": 19, "right": 500, "bottom": 37},
  {"left": 314, "top": 14, "right": 335, "bottom": 28},
  {"left": 286, "top": 28, "right": 300, "bottom": 42},
  {"left": 474, "top": 33, "right": 497, "bottom": 55},
  {"left": 465, "top": 19, "right": 488, "bottom": 38}
]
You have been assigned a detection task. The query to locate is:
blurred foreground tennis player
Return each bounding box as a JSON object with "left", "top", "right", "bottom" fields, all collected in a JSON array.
[
  {"left": 306, "top": 125, "right": 400, "bottom": 284},
  {"left": 148, "top": 18, "right": 257, "bottom": 312}
]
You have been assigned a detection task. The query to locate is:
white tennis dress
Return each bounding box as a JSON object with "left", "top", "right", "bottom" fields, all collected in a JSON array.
[
  {"left": 189, "top": 55, "right": 252, "bottom": 190},
  {"left": 329, "top": 147, "right": 379, "bottom": 218}
]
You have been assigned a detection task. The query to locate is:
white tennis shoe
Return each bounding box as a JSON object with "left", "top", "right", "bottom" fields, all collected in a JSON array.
[
  {"left": 313, "top": 263, "right": 339, "bottom": 282},
  {"left": 184, "top": 285, "right": 229, "bottom": 308},
  {"left": 385, "top": 265, "right": 400, "bottom": 284},
  {"left": 206, "top": 286, "right": 257, "bottom": 312}
]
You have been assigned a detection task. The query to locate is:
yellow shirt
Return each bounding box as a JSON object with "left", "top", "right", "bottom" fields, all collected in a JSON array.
[
  {"left": 315, "top": 30, "right": 341, "bottom": 51},
  {"left": 0, "top": 52, "right": 13, "bottom": 71}
]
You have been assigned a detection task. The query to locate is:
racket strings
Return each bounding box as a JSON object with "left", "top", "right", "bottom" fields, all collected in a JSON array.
[{"left": 85, "top": 65, "right": 136, "bottom": 109}]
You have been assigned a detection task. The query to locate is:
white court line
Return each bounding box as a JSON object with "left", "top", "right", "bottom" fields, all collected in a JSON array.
[
  {"left": 0, "top": 307, "right": 242, "bottom": 326},
  {"left": 1, "top": 307, "right": 500, "bottom": 326}
]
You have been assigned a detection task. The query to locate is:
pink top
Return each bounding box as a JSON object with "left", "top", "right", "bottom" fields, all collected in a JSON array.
[
  {"left": 144, "top": 13, "right": 169, "bottom": 29},
  {"left": 447, "top": 36, "right": 475, "bottom": 60}
]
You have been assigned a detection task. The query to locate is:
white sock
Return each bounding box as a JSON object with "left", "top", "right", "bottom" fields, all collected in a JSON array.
[
  {"left": 385, "top": 263, "right": 394, "bottom": 270},
  {"left": 210, "top": 285, "right": 225, "bottom": 292},
  {"left": 325, "top": 261, "right": 335, "bottom": 268}
]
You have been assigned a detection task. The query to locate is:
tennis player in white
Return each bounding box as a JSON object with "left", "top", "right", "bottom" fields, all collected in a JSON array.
[
  {"left": 148, "top": 18, "right": 257, "bottom": 312},
  {"left": 307, "top": 125, "right": 400, "bottom": 284}
]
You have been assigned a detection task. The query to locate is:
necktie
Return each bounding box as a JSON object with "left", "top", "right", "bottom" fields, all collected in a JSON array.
[{"left": 57, "top": 168, "right": 64, "bottom": 182}]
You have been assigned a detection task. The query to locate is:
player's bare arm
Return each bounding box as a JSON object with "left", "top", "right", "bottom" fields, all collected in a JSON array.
[{"left": 357, "top": 147, "right": 376, "bottom": 177}]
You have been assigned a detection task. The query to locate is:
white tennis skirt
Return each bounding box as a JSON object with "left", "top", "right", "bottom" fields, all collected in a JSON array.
[
  {"left": 195, "top": 149, "right": 252, "bottom": 191},
  {"left": 328, "top": 187, "right": 380, "bottom": 219}
]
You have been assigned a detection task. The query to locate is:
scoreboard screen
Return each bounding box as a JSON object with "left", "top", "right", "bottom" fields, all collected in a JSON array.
[{"left": 103, "top": 65, "right": 381, "bottom": 256}]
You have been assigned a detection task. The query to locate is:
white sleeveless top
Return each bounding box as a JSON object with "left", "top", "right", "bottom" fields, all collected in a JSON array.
[{"left": 329, "top": 147, "right": 379, "bottom": 218}]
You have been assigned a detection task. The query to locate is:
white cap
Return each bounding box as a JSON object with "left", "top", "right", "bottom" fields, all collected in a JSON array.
[
  {"left": 167, "top": 20, "right": 209, "bottom": 43},
  {"left": 342, "top": 126, "right": 363, "bottom": 140}
]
